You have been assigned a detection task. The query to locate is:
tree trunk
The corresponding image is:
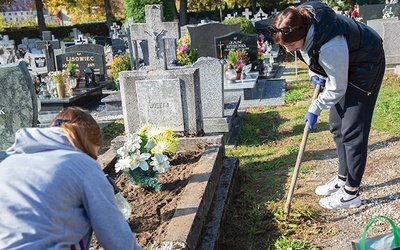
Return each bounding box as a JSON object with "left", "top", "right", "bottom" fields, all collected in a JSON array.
[
  {"left": 35, "top": 0, "right": 47, "bottom": 32},
  {"left": 179, "top": 0, "right": 188, "bottom": 26},
  {"left": 251, "top": 0, "right": 257, "bottom": 16},
  {"left": 104, "top": 0, "right": 115, "bottom": 32}
]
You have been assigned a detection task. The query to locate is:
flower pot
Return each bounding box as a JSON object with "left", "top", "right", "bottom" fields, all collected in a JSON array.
[
  {"left": 236, "top": 71, "right": 242, "bottom": 80},
  {"left": 56, "top": 84, "right": 65, "bottom": 99}
]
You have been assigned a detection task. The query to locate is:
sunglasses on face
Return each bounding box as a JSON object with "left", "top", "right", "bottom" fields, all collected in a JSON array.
[{"left": 267, "top": 26, "right": 303, "bottom": 35}]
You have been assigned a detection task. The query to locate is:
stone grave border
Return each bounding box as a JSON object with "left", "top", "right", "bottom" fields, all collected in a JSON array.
[{"left": 97, "top": 134, "right": 238, "bottom": 249}]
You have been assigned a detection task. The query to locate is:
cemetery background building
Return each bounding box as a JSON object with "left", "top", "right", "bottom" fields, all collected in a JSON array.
[{"left": 0, "top": 0, "right": 50, "bottom": 23}]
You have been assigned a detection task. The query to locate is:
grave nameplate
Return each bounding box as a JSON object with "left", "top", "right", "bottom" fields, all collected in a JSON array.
[
  {"left": 136, "top": 79, "right": 184, "bottom": 131},
  {"left": 215, "top": 31, "right": 258, "bottom": 64},
  {"left": 56, "top": 44, "right": 106, "bottom": 81},
  {"left": 0, "top": 62, "right": 38, "bottom": 150},
  {"left": 188, "top": 23, "right": 240, "bottom": 58}
]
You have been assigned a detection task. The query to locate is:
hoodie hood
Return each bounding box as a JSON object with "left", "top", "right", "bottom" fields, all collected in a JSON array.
[{"left": 6, "top": 127, "right": 78, "bottom": 156}]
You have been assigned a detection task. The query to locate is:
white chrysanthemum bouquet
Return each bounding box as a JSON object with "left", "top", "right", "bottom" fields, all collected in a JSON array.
[{"left": 114, "top": 124, "right": 177, "bottom": 191}]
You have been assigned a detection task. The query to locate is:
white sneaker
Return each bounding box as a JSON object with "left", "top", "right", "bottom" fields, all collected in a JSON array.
[
  {"left": 315, "top": 175, "right": 346, "bottom": 196},
  {"left": 319, "top": 187, "right": 361, "bottom": 209}
]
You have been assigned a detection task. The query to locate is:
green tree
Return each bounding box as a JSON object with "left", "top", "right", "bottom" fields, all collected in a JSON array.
[
  {"left": 123, "top": 0, "right": 176, "bottom": 23},
  {"left": 0, "top": 15, "right": 9, "bottom": 31},
  {"left": 44, "top": 0, "right": 117, "bottom": 25}
]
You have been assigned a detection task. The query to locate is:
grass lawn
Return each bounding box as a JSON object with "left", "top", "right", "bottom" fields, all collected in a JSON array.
[{"left": 218, "top": 60, "right": 400, "bottom": 250}]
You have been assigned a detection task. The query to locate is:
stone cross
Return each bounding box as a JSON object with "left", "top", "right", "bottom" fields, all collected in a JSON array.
[
  {"left": 257, "top": 12, "right": 266, "bottom": 20},
  {"left": 271, "top": 8, "right": 278, "bottom": 16},
  {"left": 35, "top": 31, "right": 60, "bottom": 72},
  {"left": 242, "top": 8, "right": 252, "bottom": 20},
  {"left": 119, "top": 18, "right": 136, "bottom": 70},
  {"left": 225, "top": 14, "right": 234, "bottom": 20},
  {"left": 253, "top": 8, "right": 268, "bottom": 21},
  {"left": 74, "top": 34, "right": 88, "bottom": 45},
  {"left": 130, "top": 5, "right": 179, "bottom": 70},
  {"left": 111, "top": 22, "right": 121, "bottom": 39}
]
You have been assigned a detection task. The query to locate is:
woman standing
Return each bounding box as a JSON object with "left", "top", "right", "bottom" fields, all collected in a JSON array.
[
  {"left": 269, "top": 2, "right": 385, "bottom": 209},
  {"left": 0, "top": 107, "right": 141, "bottom": 249}
]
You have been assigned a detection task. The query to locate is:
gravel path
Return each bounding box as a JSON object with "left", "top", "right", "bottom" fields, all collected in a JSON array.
[{"left": 305, "top": 130, "right": 400, "bottom": 249}]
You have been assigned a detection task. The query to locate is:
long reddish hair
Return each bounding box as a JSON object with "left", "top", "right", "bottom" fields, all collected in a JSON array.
[{"left": 50, "top": 106, "right": 102, "bottom": 159}]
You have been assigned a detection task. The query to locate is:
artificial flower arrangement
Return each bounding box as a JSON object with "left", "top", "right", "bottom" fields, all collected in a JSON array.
[
  {"left": 104, "top": 44, "right": 113, "bottom": 64},
  {"left": 227, "top": 49, "right": 250, "bottom": 73},
  {"left": 48, "top": 70, "right": 65, "bottom": 85},
  {"left": 114, "top": 124, "right": 178, "bottom": 192},
  {"left": 176, "top": 31, "right": 198, "bottom": 66},
  {"left": 257, "top": 33, "right": 266, "bottom": 61}
]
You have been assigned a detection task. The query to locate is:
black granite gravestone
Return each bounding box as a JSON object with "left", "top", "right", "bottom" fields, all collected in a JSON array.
[
  {"left": 56, "top": 44, "right": 107, "bottom": 82},
  {"left": 214, "top": 31, "right": 258, "bottom": 64}
]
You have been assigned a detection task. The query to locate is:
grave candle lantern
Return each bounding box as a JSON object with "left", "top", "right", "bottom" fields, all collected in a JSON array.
[
  {"left": 84, "top": 67, "right": 95, "bottom": 87},
  {"left": 66, "top": 73, "right": 77, "bottom": 96}
]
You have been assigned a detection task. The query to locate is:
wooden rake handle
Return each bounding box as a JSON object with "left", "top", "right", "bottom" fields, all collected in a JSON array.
[{"left": 284, "top": 84, "right": 321, "bottom": 218}]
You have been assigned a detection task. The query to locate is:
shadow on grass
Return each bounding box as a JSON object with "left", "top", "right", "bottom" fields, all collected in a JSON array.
[{"left": 220, "top": 109, "right": 400, "bottom": 249}]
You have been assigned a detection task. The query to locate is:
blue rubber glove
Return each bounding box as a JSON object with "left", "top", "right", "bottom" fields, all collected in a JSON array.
[
  {"left": 311, "top": 75, "right": 325, "bottom": 92},
  {"left": 304, "top": 112, "right": 318, "bottom": 130}
]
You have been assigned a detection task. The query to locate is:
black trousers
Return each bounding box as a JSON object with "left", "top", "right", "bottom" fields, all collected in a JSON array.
[{"left": 329, "top": 60, "right": 385, "bottom": 188}]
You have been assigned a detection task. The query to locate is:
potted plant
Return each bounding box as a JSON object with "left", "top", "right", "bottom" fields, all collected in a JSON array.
[{"left": 226, "top": 49, "right": 250, "bottom": 80}]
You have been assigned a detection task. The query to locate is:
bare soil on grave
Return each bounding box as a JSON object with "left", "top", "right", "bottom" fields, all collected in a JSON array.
[{"left": 90, "top": 148, "right": 205, "bottom": 250}]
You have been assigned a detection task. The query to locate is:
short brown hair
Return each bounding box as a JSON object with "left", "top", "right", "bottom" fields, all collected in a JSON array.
[
  {"left": 50, "top": 106, "right": 102, "bottom": 159},
  {"left": 271, "top": 6, "right": 311, "bottom": 44}
]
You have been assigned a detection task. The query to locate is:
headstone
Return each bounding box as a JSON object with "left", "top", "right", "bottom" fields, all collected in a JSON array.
[
  {"left": 94, "top": 36, "right": 112, "bottom": 46},
  {"left": 252, "top": 8, "right": 268, "bottom": 21},
  {"left": 359, "top": 4, "right": 385, "bottom": 22},
  {"left": 0, "top": 43, "right": 16, "bottom": 64},
  {"left": 56, "top": 43, "right": 107, "bottom": 82},
  {"left": 164, "top": 38, "right": 177, "bottom": 66},
  {"left": 242, "top": 8, "right": 253, "bottom": 20},
  {"left": 215, "top": 31, "right": 258, "bottom": 64},
  {"left": 187, "top": 23, "right": 241, "bottom": 58},
  {"left": 191, "top": 57, "right": 231, "bottom": 133},
  {"left": 368, "top": 18, "right": 400, "bottom": 66},
  {"left": 130, "top": 5, "right": 180, "bottom": 70},
  {"left": 74, "top": 35, "right": 89, "bottom": 45},
  {"left": 0, "top": 61, "right": 38, "bottom": 151},
  {"left": 254, "top": 19, "right": 275, "bottom": 44},
  {"left": 35, "top": 31, "right": 61, "bottom": 72},
  {"left": 139, "top": 40, "right": 149, "bottom": 66},
  {"left": 120, "top": 18, "right": 136, "bottom": 69},
  {"left": 120, "top": 5, "right": 203, "bottom": 135},
  {"left": 110, "top": 22, "right": 121, "bottom": 39},
  {"left": 72, "top": 28, "right": 81, "bottom": 40},
  {"left": 24, "top": 52, "right": 47, "bottom": 74},
  {"left": 111, "top": 38, "right": 126, "bottom": 55}
]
